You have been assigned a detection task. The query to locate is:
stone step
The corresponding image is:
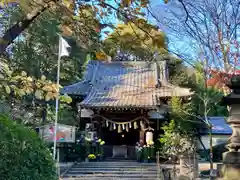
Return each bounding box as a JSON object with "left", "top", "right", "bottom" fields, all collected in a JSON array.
[
  {"left": 64, "top": 174, "right": 158, "bottom": 178},
  {"left": 63, "top": 178, "right": 158, "bottom": 180},
  {"left": 68, "top": 170, "right": 158, "bottom": 174},
  {"left": 70, "top": 167, "right": 157, "bottom": 172},
  {"left": 104, "top": 158, "right": 136, "bottom": 162},
  {"left": 73, "top": 165, "right": 157, "bottom": 169},
  {"left": 63, "top": 161, "right": 159, "bottom": 179},
  {"left": 74, "top": 162, "right": 157, "bottom": 167}
]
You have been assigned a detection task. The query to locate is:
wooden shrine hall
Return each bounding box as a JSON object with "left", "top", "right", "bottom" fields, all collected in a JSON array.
[{"left": 61, "top": 59, "right": 192, "bottom": 159}]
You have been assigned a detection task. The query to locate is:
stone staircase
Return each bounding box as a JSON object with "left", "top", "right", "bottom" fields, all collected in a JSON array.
[{"left": 62, "top": 161, "right": 159, "bottom": 180}]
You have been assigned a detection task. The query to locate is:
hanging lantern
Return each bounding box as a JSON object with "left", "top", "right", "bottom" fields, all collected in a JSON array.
[
  {"left": 129, "top": 122, "right": 132, "bottom": 128},
  {"left": 106, "top": 120, "right": 109, "bottom": 127},
  {"left": 122, "top": 124, "right": 125, "bottom": 130},
  {"left": 134, "top": 121, "right": 138, "bottom": 129},
  {"left": 113, "top": 123, "right": 116, "bottom": 130},
  {"left": 117, "top": 125, "right": 122, "bottom": 133},
  {"left": 126, "top": 124, "right": 129, "bottom": 132},
  {"left": 146, "top": 131, "right": 153, "bottom": 145}
]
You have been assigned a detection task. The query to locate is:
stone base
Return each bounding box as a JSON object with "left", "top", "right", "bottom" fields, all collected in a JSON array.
[{"left": 221, "top": 152, "right": 240, "bottom": 180}]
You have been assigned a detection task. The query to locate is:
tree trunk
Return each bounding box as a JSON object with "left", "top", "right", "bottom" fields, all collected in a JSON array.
[
  {"left": 0, "top": 7, "right": 47, "bottom": 55},
  {"left": 209, "top": 124, "right": 214, "bottom": 180}
]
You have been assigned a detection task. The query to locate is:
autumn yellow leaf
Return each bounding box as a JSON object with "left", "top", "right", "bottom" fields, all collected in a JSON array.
[
  {"left": 41, "top": 75, "right": 46, "bottom": 81},
  {"left": 18, "top": 89, "right": 26, "bottom": 97},
  {"left": 42, "top": 85, "right": 53, "bottom": 92},
  {"left": 35, "top": 82, "right": 42, "bottom": 88},
  {"left": 25, "top": 88, "right": 33, "bottom": 94},
  {"left": 45, "top": 92, "right": 54, "bottom": 101},
  {"left": 0, "top": 0, "right": 19, "bottom": 8},
  {"left": 121, "top": 0, "right": 131, "bottom": 7},
  {"left": 62, "top": 0, "right": 75, "bottom": 11},
  {"left": 27, "top": 77, "right": 33, "bottom": 82},
  {"left": 51, "top": 84, "right": 58, "bottom": 93},
  {"left": 96, "top": 52, "right": 107, "bottom": 60},
  {"left": 35, "top": 90, "right": 43, "bottom": 100},
  {"left": 60, "top": 25, "right": 73, "bottom": 37},
  {"left": 45, "top": 95, "right": 51, "bottom": 101},
  {"left": 5, "top": 85, "right": 11, "bottom": 94},
  {"left": 21, "top": 71, "right": 27, "bottom": 77}
]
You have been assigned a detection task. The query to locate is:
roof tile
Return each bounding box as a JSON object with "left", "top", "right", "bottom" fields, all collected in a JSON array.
[
  {"left": 80, "top": 61, "right": 158, "bottom": 108},
  {"left": 62, "top": 60, "right": 192, "bottom": 108}
]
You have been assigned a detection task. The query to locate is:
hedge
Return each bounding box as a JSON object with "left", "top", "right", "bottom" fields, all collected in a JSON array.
[{"left": 0, "top": 114, "right": 57, "bottom": 180}]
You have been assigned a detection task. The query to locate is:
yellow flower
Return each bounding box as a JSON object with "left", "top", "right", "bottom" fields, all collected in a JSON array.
[
  {"left": 88, "top": 154, "right": 96, "bottom": 159},
  {"left": 100, "top": 141, "right": 105, "bottom": 145},
  {"left": 146, "top": 140, "right": 154, "bottom": 146}
]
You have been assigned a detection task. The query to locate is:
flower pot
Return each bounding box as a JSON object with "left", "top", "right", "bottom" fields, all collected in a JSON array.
[
  {"left": 89, "top": 159, "right": 96, "bottom": 162},
  {"left": 85, "top": 157, "right": 89, "bottom": 162},
  {"left": 143, "top": 160, "right": 148, "bottom": 163}
]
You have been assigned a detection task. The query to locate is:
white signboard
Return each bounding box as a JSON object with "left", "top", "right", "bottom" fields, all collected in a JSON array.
[
  {"left": 37, "top": 123, "right": 76, "bottom": 143},
  {"left": 81, "top": 108, "right": 94, "bottom": 118}
]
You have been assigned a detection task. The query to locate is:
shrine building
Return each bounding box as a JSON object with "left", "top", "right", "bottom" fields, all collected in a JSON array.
[{"left": 61, "top": 59, "right": 192, "bottom": 159}]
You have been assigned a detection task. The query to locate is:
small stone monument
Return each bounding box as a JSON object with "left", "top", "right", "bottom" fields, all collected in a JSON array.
[{"left": 221, "top": 75, "right": 240, "bottom": 179}]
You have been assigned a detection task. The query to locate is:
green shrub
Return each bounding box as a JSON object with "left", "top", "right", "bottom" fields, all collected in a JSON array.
[{"left": 0, "top": 114, "right": 57, "bottom": 180}]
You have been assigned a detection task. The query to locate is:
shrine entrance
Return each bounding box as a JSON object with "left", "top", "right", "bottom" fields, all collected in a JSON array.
[
  {"left": 90, "top": 114, "right": 154, "bottom": 159},
  {"left": 102, "top": 127, "right": 139, "bottom": 146}
]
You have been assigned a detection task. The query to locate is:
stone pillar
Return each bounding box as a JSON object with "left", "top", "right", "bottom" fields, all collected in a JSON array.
[{"left": 221, "top": 75, "right": 240, "bottom": 180}]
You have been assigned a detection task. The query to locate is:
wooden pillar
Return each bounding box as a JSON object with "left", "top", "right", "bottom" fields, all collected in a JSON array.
[
  {"left": 139, "top": 130, "right": 145, "bottom": 146},
  {"left": 139, "top": 109, "right": 145, "bottom": 146}
]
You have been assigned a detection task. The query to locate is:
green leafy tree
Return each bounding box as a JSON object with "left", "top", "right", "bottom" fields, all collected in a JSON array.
[
  {"left": 0, "top": 114, "right": 57, "bottom": 180},
  {"left": 103, "top": 19, "right": 167, "bottom": 61},
  {"left": 159, "top": 120, "right": 196, "bottom": 157},
  {"left": 2, "top": 6, "right": 95, "bottom": 84},
  {"left": 0, "top": 58, "right": 72, "bottom": 126},
  {"left": 168, "top": 62, "right": 227, "bottom": 178}
]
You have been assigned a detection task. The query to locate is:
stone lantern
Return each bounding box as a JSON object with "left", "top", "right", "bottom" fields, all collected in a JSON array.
[{"left": 221, "top": 75, "right": 240, "bottom": 179}]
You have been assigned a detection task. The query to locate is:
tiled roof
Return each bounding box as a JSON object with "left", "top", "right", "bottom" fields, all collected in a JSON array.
[
  {"left": 200, "top": 116, "right": 232, "bottom": 135},
  {"left": 155, "top": 84, "right": 193, "bottom": 97},
  {"left": 62, "top": 60, "right": 193, "bottom": 108},
  {"left": 60, "top": 80, "right": 91, "bottom": 95},
  {"left": 60, "top": 60, "right": 97, "bottom": 95},
  {"left": 80, "top": 61, "right": 159, "bottom": 108}
]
